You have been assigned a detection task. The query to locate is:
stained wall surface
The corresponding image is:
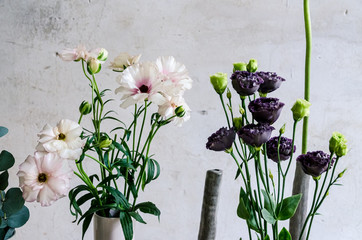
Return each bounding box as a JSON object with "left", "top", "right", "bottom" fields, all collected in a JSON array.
[{"left": 0, "top": 0, "right": 361, "bottom": 239}]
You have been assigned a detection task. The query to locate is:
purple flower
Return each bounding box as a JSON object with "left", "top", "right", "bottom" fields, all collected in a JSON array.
[
  {"left": 297, "top": 151, "right": 334, "bottom": 177},
  {"left": 257, "top": 72, "right": 285, "bottom": 94},
  {"left": 231, "top": 71, "right": 264, "bottom": 96},
  {"left": 266, "top": 136, "right": 296, "bottom": 162},
  {"left": 248, "top": 97, "right": 285, "bottom": 125},
  {"left": 238, "top": 124, "right": 274, "bottom": 147},
  {"left": 206, "top": 127, "right": 236, "bottom": 151}
]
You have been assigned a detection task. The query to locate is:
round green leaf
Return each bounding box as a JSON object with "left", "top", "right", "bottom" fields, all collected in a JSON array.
[
  {"left": 7, "top": 206, "right": 29, "bottom": 228},
  {"left": 0, "top": 171, "right": 9, "bottom": 191},
  {"left": 0, "top": 151, "right": 15, "bottom": 171},
  {"left": 0, "top": 127, "right": 8, "bottom": 138},
  {"left": 4, "top": 227, "right": 15, "bottom": 240},
  {"left": 3, "top": 188, "right": 25, "bottom": 216}
]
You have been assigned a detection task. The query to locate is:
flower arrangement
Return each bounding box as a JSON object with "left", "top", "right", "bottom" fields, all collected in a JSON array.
[
  {"left": 16, "top": 46, "right": 192, "bottom": 240},
  {"left": 206, "top": 59, "right": 347, "bottom": 240},
  {"left": 0, "top": 127, "right": 29, "bottom": 240}
]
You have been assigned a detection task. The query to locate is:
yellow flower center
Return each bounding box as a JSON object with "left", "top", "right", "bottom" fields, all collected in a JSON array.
[{"left": 38, "top": 173, "right": 47, "bottom": 183}]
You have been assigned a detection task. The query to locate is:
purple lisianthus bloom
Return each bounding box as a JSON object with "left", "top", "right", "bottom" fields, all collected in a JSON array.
[
  {"left": 206, "top": 127, "right": 236, "bottom": 151},
  {"left": 297, "top": 151, "right": 334, "bottom": 177},
  {"left": 231, "top": 71, "right": 264, "bottom": 96},
  {"left": 266, "top": 136, "right": 296, "bottom": 162},
  {"left": 238, "top": 124, "right": 274, "bottom": 147},
  {"left": 248, "top": 97, "right": 285, "bottom": 125},
  {"left": 257, "top": 72, "right": 285, "bottom": 94}
]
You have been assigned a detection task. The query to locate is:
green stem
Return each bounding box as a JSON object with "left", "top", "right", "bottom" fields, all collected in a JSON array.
[{"left": 219, "top": 94, "right": 231, "bottom": 128}]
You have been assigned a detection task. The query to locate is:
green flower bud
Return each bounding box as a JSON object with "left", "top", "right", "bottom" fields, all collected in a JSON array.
[
  {"left": 226, "top": 88, "right": 232, "bottom": 99},
  {"left": 233, "top": 117, "right": 243, "bottom": 131},
  {"left": 175, "top": 106, "right": 186, "bottom": 118},
  {"left": 338, "top": 169, "right": 347, "bottom": 178},
  {"left": 247, "top": 59, "right": 258, "bottom": 72},
  {"left": 99, "top": 138, "right": 112, "bottom": 148},
  {"left": 97, "top": 48, "right": 108, "bottom": 61},
  {"left": 269, "top": 170, "right": 274, "bottom": 181},
  {"left": 87, "top": 57, "right": 101, "bottom": 74},
  {"left": 210, "top": 72, "right": 228, "bottom": 94},
  {"left": 79, "top": 101, "right": 92, "bottom": 115},
  {"left": 279, "top": 124, "right": 286, "bottom": 135},
  {"left": 313, "top": 175, "right": 321, "bottom": 181},
  {"left": 233, "top": 62, "right": 247, "bottom": 72},
  {"left": 239, "top": 105, "right": 245, "bottom": 115},
  {"left": 291, "top": 99, "right": 311, "bottom": 121},
  {"left": 329, "top": 132, "right": 347, "bottom": 156}
]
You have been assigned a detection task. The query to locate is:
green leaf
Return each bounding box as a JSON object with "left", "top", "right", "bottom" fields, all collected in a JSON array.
[
  {"left": 0, "top": 171, "right": 9, "bottom": 191},
  {"left": 81, "top": 213, "right": 94, "bottom": 240},
  {"left": 261, "top": 208, "right": 276, "bottom": 225},
  {"left": 129, "top": 211, "right": 146, "bottom": 224},
  {"left": 120, "top": 212, "right": 133, "bottom": 240},
  {"left": 4, "top": 228, "right": 15, "bottom": 240},
  {"left": 0, "top": 151, "right": 15, "bottom": 171},
  {"left": 277, "top": 193, "right": 302, "bottom": 220},
  {"left": 3, "top": 188, "right": 25, "bottom": 216},
  {"left": 279, "top": 227, "right": 292, "bottom": 240},
  {"left": 103, "top": 186, "right": 130, "bottom": 209},
  {"left": 134, "top": 202, "right": 161, "bottom": 218},
  {"left": 261, "top": 190, "right": 276, "bottom": 214},
  {"left": 0, "top": 127, "right": 8, "bottom": 138},
  {"left": 7, "top": 206, "right": 29, "bottom": 228},
  {"left": 237, "top": 198, "right": 250, "bottom": 220},
  {"left": 264, "top": 235, "right": 270, "bottom": 240}
]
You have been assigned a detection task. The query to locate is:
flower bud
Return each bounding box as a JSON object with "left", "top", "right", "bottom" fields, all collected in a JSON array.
[
  {"left": 269, "top": 170, "right": 274, "bottom": 181},
  {"left": 279, "top": 124, "right": 286, "bottom": 135},
  {"left": 79, "top": 101, "right": 92, "bottom": 115},
  {"left": 338, "top": 168, "right": 347, "bottom": 178},
  {"left": 239, "top": 105, "right": 245, "bottom": 115},
  {"left": 291, "top": 99, "right": 311, "bottom": 121},
  {"left": 329, "top": 132, "right": 347, "bottom": 156},
  {"left": 226, "top": 88, "right": 232, "bottom": 99},
  {"left": 233, "top": 62, "right": 247, "bottom": 72},
  {"left": 97, "top": 48, "right": 108, "bottom": 61},
  {"left": 313, "top": 175, "right": 321, "bottom": 181},
  {"left": 210, "top": 72, "right": 228, "bottom": 94},
  {"left": 99, "top": 138, "right": 112, "bottom": 148},
  {"left": 247, "top": 59, "right": 258, "bottom": 73},
  {"left": 175, "top": 106, "right": 186, "bottom": 118},
  {"left": 87, "top": 57, "right": 101, "bottom": 74},
  {"left": 233, "top": 117, "right": 243, "bottom": 131}
]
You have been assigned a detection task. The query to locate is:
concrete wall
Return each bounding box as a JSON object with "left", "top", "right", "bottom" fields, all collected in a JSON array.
[{"left": 1, "top": 0, "right": 361, "bottom": 239}]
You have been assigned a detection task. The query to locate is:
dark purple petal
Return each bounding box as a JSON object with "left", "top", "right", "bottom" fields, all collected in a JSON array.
[
  {"left": 297, "top": 151, "right": 334, "bottom": 177},
  {"left": 248, "top": 97, "right": 285, "bottom": 125},
  {"left": 206, "top": 127, "right": 236, "bottom": 151},
  {"left": 231, "top": 71, "right": 264, "bottom": 96},
  {"left": 237, "top": 124, "right": 274, "bottom": 147},
  {"left": 266, "top": 136, "right": 296, "bottom": 162},
  {"left": 257, "top": 72, "right": 285, "bottom": 94}
]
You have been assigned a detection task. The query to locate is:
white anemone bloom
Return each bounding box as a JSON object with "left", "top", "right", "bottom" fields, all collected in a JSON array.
[
  {"left": 158, "top": 95, "right": 191, "bottom": 127},
  {"left": 17, "top": 152, "right": 73, "bottom": 207},
  {"left": 155, "top": 56, "right": 193, "bottom": 96},
  {"left": 115, "top": 62, "right": 165, "bottom": 108},
  {"left": 58, "top": 44, "right": 88, "bottom": 61},
  {"left": 110, "top": 52, "right": 141, "bottom": 71},
  {"left": 36, "top": 119, "right": 84, "bottom": 160}
]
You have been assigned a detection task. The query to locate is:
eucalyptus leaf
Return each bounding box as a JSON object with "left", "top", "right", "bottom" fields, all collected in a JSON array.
[
  {"left": 7, "top": 206, "right": 29, "bottom": 228},
  {"left": 4, "top": 227, "right": 15, "bottom": 240},
  {"left": 0, "top": 127, "right": 8, "bottom": 138},
  {"left": 278, "top": 227, "right": 292, "bottom": 240},
  {"left": 0, "top": 171, "right": 9, "bottom": 191},
  {"left": 261, "top": 208, "right": 276, "bottom": 225},
  {"left": 277, "top": 193, "right": 302, "bottom": 220},
  {"left": 0, "top": 151, "right": 15, "bottom": 171},
  {"left": 3, "top": 188, "right": 24, "bottom": 216}
]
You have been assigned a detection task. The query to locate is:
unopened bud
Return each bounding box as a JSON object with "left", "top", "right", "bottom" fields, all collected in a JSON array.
[
  {"left": 87, "top": 57, "right": 101, "bottom": 74},
  {"left": 233, "top": 62, "right": 247, "bottom": 72},
  {"left": 279, "top": 124, "right": 286, "bottom": 135},
  {"left": 329, "top": 132, "right": 348, "bottom": 157},
  {"left": 291, "top": 98, "right": 311, "bottom": 121},
  {"left": 239, "top": 105, "right": 245, "bottom": 115},
  {"left": 79, "top": 101, "right": 92, "bottom": 115},
  {"left": 269, "top": 170, "right": 274, "bottom": 181},
  {"left": 226, "top": 88, "right": 232, "bottom": 99},
  {"left": 210, "top": 72, "right": 228, "bottom": 94},
  {"left": 99, "top": 138, "right": 112, "bottom": 148},
  {"left": 175, "top": 106, "right": 186, "bottom": 118},
  {"left": 338, "top": 169, "right": 347, "bottom": 178},
  {"left": 247, "top": 59, "right": 258, "bottom": 72},
  {"left": 233, "top": 117, "right": 243, "bottom": 131},
  {"left": 97, "top": 48, "right": 108, "bottom": 61},
  {"left": 313, "top": 175, "right": 321, "bottom": 181}
]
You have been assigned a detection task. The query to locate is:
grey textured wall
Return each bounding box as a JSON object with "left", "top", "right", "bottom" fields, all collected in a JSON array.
[{"left": 1, "top": 0, "right": 361, "bottom": 239}]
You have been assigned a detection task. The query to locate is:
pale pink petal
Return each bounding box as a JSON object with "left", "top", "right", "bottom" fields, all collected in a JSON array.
[
  {"left": 37, "top": 184, "right": 57, "bottom": 207},
  {"left": 22, "top": 185, "right": 40, "bottom": 202}
]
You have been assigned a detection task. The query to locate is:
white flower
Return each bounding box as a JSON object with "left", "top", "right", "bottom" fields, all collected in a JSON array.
[
  {"left": 110, "top": 53, "right": 141, "bottom": 72},
  {"left": 155, "top": 56, "right": 192, "bottom": 96},
  {"left": 158, "top": 95, "right": 191, "bottom": 127},
  {"left": 115, "top": 62, "right": 165, "bottom": 108},
  {"left": 17, "top": 152, "right": 73, "bottom": 207},
  {"left": 36, "top": 119, "right": 84, "bottom": 160},
  {"left": 58, "top": 44, "right": 88, "bottom": 61}
]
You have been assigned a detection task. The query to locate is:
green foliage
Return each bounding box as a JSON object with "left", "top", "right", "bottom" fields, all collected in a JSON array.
[
  {"left": 276, "top": 194, "right": 302, "bottom": 220},
  {"left": 279, "top": 227, "right": 292, "bottom": 240},
  {"left": 0, "top": 151, "right": 15, "bottom": 172},
  {"left": 0, "top": 127, "right": 8, "bottom": 138}
]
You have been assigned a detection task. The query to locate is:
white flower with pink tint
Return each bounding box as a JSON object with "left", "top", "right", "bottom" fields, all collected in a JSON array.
[
  {"left": 115, "top": 62, "right": 165, "bottom": 108},
  {"left": 17, "top": 152, "right": 73, "bottom": 207},
  {"left": 58, "top": 44, "right": 89, "bottom": 61},
  {"left": 110, "top": 53, "right": 141, "bottom": 72},
  {"left": 155, "top": 56, "right": 192, "bottom": 96},
  {"left": 36, "top": 119, "right": 84, "bottom": 160},
  {"left": 158, "top": 95, "right": 191, "bottom": 127}
]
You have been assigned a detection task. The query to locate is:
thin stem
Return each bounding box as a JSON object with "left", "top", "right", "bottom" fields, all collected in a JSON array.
[{"left": 219, "top": 94, "right": 231, "bottom": 128}]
